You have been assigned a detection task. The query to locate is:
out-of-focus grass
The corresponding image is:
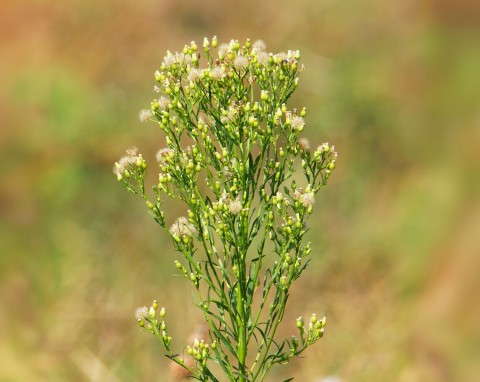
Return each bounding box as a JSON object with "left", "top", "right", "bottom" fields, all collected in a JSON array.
[{"left": 1, "top": 0, "right": 479, "bottom": 381}]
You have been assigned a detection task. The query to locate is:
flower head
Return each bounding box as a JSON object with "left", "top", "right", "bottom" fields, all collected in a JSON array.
[
  {"left": 169, "top": 217, "right": 198, "bottom": 238},
  {"left": 256, "top": 52, "right": 270, "bottom": 66},
  {"left": 162, "top": 51, "right": 176, "bottom": 67},
  {"left": 299, "top": 192, "right": 315, "bottom": 207},
  {"left": 218, "top": 43, "right": 229, "bottom": 59},
  {"left": 139, "top": 109, "right": 153, "bottom": 122},
  {"left": 135, "top": 306, "right": 149, "bottom": 320},
  {"left": 229, "top": 198, "right": 242, "bottom": 215},
  {"left": 156, "top": 148, "right": 175, "bottom": 165},
  {"left": 252, "top": 39, "right": 267, "bottom": 52},
  {"left": 290, "top": 116, "right": 305, "bottom": 131},
  {"left": 158, "top": 96, "right": 170, "bottom": 110},
  {"left": 298, "top": 138, "right": 310, "bottom": 151},
  {"left": 188, "top": 68, "right": 202, "bottom": 82},
  {"left": 113, "top": 147, "right": 142, "bottom": 179},
  {"left": 233, "top": 55, "right": 249, "bottom": 70},
  {"left": 210, "top": 66, "right": 225, "bottom": 80}
]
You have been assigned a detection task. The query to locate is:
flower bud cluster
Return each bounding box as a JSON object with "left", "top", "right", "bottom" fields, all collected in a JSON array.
[
  {"left": 291, "top": 314, "right": 326, "bottom": 354},
  {"left": 113, "top": 147, "right": 146, "bottom": 182},
  {"left": 186, "top": 338, "right": 216, "bottom": 366},
  {"left": 136, "top": 300, "right": 171, "bottom": 350}
]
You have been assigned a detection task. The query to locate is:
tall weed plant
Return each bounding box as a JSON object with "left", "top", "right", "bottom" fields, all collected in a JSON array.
[{"left": 114, "top": 37, "right": 337, "bottom": 381}]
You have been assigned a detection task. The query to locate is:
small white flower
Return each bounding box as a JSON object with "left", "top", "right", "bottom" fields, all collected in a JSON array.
[
  {"left": 298, "top": 138, "right": 310, "bottom": 150},
  {"left": 218, "top": 43, "right": 229, "bottom": 59},
  {"left": 156, "top": 148, "right": 174, "bottom": 164},
  {"left": 113, "top": 148, "right": 141, "bottom": 176},
  {"left": 233, "top": 55, "right": 249, "bottom": 70},
  {"left": 252, "top": 39, "right": 267, "bottom": 52},
  {"left": 274, "top": 52, "right": 288, "bottom": 63},
  {"left": 290, "top": 116, "right": 305, "bottom": 130},
  {"left": 135, "top": 306, "right": 149, "bottom": 320},
  {"left": 256, "top": 52, "right": 270, "bottom": 66},
  {"left": 162, "top": 51, "right": 176, "bottom": 67},
  {"left": 169, "top": 217, "right": 198, "bottom": 238},
  {"left": 188, "top": 68, "right": 202, "bottom": 82},
  {"left": 299, "top": 192, "right": 315, "bottom": 207},
  {"left": 210, "top": 66, "right": 225, "bottom": 80},
  {"left": 158, "top": 96, "right": 170, "bottom": 110},
  {"left": 229, "top": 198, "right": 242, "bottom": 215},
  {"left": 139, "top": 109, "right": 153, "bottom": 122},
  {"left": 126, "top": 147, "right": 138, "bottom": 156}
]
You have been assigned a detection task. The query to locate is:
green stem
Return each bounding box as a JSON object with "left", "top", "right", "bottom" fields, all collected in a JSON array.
[{"left": 236, "top": 283, "right": 247, "bottom": 382}]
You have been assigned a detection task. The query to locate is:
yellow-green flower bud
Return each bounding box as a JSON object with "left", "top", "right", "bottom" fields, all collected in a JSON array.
[
  {"left": 296, "top": 317, "right": 304, "bottom": 328},
  {"left": 149, "top": 307, "right": 155, "bottom": 319}
]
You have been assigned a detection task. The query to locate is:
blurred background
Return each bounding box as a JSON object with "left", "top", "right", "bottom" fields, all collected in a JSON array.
[{"left": 1, "top": 0, "right": 479, "bottom": 381}]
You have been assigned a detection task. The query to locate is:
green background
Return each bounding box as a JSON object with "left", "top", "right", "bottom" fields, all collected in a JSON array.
[{"left": 1, "top": 0, "right": 479, "bottom": 381}]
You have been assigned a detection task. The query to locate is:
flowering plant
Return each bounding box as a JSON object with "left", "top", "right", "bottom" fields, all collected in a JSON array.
[{"left": 114, "top": 37, "right": 337, "bottom": 382}]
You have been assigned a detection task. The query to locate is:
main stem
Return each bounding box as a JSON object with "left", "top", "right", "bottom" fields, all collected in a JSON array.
[{"left": 236, "top": 280, "right": 247, "bottom": 382}]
